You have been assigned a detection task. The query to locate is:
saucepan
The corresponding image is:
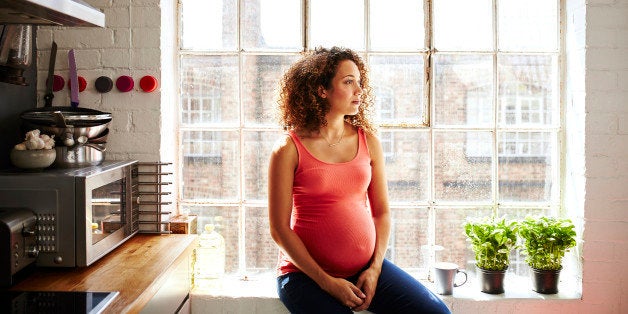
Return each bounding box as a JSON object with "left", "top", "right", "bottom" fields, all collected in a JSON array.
[{"left": 54, "top": 143, "right": 106, "bottom": 168}]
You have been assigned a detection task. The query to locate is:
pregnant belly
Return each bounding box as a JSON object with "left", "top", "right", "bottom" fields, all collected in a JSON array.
[{"left": 294, "top": 206, "right": 376, "bottom": 277}]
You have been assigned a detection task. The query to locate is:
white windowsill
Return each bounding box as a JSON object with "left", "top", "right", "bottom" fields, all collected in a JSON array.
[{"left": 190, "top": 272, "right": 581, "bottom": 313}]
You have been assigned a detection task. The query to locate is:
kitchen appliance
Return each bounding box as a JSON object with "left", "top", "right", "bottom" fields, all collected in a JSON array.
[
  {"left": 0, "top": 160, "right": 139, "bottom": 267},
  {"left": 0, "top": 208, "right": 37, "bottom": 287},
  {"left": 0, "top": 0, "right": 105, "bottom": 27},
  {"left": 0, "top": 24, "right": 32, "bottom": 85},
  {"left": 0, "top": 291, "right": 118, "bottom": 314}
]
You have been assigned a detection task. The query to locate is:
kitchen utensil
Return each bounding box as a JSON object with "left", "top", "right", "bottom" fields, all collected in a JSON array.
[
  {"left": 44, "top": 41, "right": 57, "bottom": 107},
  {"left": 88, "top": 128, "right": 109, "bottom": 144},
  {"left": 433, "top": 262, "right": 467, "bottom": 295},
  {"left": 54, "top": 143, "right": 106, "bottom": 168},
  {"left": 20, "top": 107, "right": 111, "bottom": 141},
  {"left": 68, "top": 49, "right": 79, "bottom": 107}
]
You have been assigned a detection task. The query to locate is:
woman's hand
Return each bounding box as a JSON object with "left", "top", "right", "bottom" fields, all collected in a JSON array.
[
  {"left": 352, "top": 266, "right": 380, "bottom": 311},
  {"left": 321, "top": 276, "right": 366, "bottom": 309}
]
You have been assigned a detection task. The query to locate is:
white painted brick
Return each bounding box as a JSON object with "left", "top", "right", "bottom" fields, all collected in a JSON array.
[
  {"left": 104, "top": 7, "right": 131, "bottom": 28},
  {"left": 131, "top": 6, "right": 161, "bottom": 27},
  {"left": 587, "top": 6, "right": 628, "bottom": 28},
  {"left": 586, "top": 155, "right": 618, "bottom": 178},
  {"left": 586, "top": 91, "right": 628, "bottom": 113},
  {"left": 131, "top": 48, "right": 161, "bottom": 69},
  {"left": 588, "top": 70, "right": 618, "bottom": 91},
  {"left": 132, "top": 28, "right": 160, "bottom": 48},
  {"left": 111, "top": 0, "right": 131, "bottom": 8},
  {"left": 586, "top": 134, "right": 628, "bottom": 158},
  {"left": 130, "top": 110, "right": 161, "bottom": 132},
  {"left": 112, "top": 28, "right": 132, "bottom": 48},
  {"left": 589, "top": 199, "right": 628, "bottom": 221},
  {"left": 101, "top": 49, "right": 132, "bottom": 68},
  {"left": 619, "top": 114, "right": 628, "bottom": 134},
  {"left": 586, "top": 112, "right": 618, "bottom": 134},
  {"left": 619, "top": 71, "right": 628, "bottom": 91},
  {"left": 582, "top": 281, "right": 622, "bottom": 310},
  {"left": 133, "top": 0, "right": 161, "bottom": 6},
  {"left": 582, "top": 220, "right": 628, "bottom": 242},
  {"left": 583, "top": 240, "right": 616, "bottom": 262},
  {"left": 586, "top": 47, "right": 628, "bottom": 70},
  {"left": 52, "top": 28, "right": 115, "bottom": 49},
  {"left": 108, "top": 131, "right": 159, "bottom": 154}
]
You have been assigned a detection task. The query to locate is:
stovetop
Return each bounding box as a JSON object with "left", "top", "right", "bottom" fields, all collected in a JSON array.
[{"left": 0, "top": 291, "right": 118, "bottom": 314}]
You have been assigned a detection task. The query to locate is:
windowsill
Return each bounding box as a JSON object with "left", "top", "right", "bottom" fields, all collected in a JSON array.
[{"left": 190, "top": 272, "right": 581, "bottom": 313}]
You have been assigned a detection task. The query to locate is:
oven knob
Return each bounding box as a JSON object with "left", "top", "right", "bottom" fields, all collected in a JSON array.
[
  {"left": 26, "top": 246, "right": 38, "bottom": 258},
  {"left": 22, "top": 227, "right": 36, "bottom": 237},
  {"left": 54, "top": 256, "right": 63, "bottom": 264}
]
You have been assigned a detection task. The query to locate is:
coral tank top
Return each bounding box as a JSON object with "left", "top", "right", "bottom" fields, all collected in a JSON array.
[{"left": 277, "top": 128, "right": 376, "bottom": 278}]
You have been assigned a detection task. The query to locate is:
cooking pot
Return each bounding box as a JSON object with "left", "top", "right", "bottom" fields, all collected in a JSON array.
[
  {"left": 54, "top": 143, "right": 106, "bottom": 168},
  {"left": 20, "top": 107, "right": 111, "bottom": 142}
]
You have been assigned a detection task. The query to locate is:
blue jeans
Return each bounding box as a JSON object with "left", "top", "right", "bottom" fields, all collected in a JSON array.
[{"left": 277, "top": 259, "right": 451, "bottom": 314}]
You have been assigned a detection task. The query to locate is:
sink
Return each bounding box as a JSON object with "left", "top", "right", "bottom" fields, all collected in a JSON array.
[{"left": 0, "top": 291, "right": 118, "bottom": 314}]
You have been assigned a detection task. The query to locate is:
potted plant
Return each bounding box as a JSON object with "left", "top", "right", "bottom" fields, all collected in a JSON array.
[
  {"left": 464, "top": 217, "right": 518, "bottom": 294},
  {"left": 518, "top": 216, "right": 577, "bottom": 294}
]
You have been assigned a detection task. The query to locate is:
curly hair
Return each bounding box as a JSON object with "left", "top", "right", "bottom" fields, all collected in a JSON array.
[{"left": 276, "top": 47, "right": 376, "bottom": 134}]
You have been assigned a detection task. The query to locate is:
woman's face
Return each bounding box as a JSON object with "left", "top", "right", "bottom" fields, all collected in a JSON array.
[{"left": 320, "top": 60, "right": 363, "bottom": 117}]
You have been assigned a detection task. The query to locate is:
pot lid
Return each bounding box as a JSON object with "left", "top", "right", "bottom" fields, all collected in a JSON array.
[{"left": 20, "top": 107, "right": 112, "bottom": 125}]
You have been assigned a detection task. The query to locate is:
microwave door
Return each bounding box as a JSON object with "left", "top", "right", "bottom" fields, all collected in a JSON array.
[{"left": 77, "top": 165, "right": 135, "bottom": 266}]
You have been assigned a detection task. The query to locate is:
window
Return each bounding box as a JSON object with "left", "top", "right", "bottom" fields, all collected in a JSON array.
[{"left": 178, "top": 0, "right": 561, "bottom": 279}]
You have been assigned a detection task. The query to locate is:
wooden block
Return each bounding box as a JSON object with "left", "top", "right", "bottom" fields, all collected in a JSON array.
[{"left": 169, "top": 215, "right": 197, "bottom": 234}]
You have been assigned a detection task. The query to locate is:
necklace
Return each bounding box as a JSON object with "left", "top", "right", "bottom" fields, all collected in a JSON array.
[{"left": 321, "top": 127, "right": 345, "bottom": 147}]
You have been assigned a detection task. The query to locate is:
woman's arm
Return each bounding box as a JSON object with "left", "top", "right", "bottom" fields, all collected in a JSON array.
[
  {"left": 353, "top": 132, "right": 392, "bottom": 311},
  {"left": 268, "top": 135, "right": 366, "bottom": 308}
]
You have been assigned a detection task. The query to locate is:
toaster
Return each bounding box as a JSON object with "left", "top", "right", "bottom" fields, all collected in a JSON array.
[{"left": 0, "top": 208, "right": 38, "bottom": 287}]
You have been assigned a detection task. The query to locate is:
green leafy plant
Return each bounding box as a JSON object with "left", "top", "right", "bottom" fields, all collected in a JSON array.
[
  {"left": 464, "top": 217, "right": 518, "bottom": 271},
  {"left": 518, "top": 216, "right": 577, "bottom": 271}
]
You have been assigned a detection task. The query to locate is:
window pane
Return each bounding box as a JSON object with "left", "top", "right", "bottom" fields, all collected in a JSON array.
[
  {"left": 390, "top": 208, "right": 428, "bottom": 274},
  {"left": 181, "top": 130, "right": 240, "bottom": 200},
  {"left": 370, "top": 0, "right": 424, "bottom": 51},
  {"left": 433, "top": 54, "right": 494, "bottom": 126},
  {"left": 499, "top": 0, "right": 558, "bottom": 52},
  {"left": 383, "top": 131, "right": 429, "bottom": 202},
  {"left": 244, "top": 131, "right": 278, "bottom": 201},
  {"left": 242, "top": 54, "right": 301, "bottom": 125},
  {"left": 245, "top": 206, "right": 276, "bottom": 272},
  {"left": 184, "top": 206, "right": 239, "bottom": 274},
  {"left": 435, "top": 207, "right": 493, "bottom": 272},
  {"left": 434, "top": 131, "right": 493, "bottom": 202},
  {"left": 242, "top": 0, "right": 302, "bottom": 51},
  {"left": 369, "top": 55, "right": 426, "bottom": 125},
  {"left": 498, "top": 131, "right": 557, "bottom": 203},
  {"left": 181, "top": 0, "right": 237, "bottom": 51},
  {"left": 433, "top": 0, "right": 493, "bottom": 51},
  {"left": 309, "top": 0, "right": 364, "bottom": 50},
  {"left": 181, "top": 56, "right": 240, "bottom": 125},
  {"left": 498, "top": 55, "right": 558, "bottom": 127}
]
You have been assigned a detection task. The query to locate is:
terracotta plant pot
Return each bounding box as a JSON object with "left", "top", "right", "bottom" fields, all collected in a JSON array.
[
  {"left": 531, "top": 268, "right": 561, "bottom": 294},
  {"left": 477, "top": 267, "right": 506, "bottom": 294}
]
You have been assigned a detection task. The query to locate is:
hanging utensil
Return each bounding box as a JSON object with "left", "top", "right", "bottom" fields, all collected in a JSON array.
[
  {"left": 44, "top": 41, "right": 57, "bottom": 107},
  {"left": 68, "top": 49, "right": 79, "bottom": 108}
]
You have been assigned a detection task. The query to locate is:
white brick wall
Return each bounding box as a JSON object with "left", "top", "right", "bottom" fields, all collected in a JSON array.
[{"left": 36, "top": 0, "right": 628, "bottom": 313}]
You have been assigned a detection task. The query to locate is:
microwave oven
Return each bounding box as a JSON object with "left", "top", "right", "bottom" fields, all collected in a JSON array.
[{"left": 0, "top": 160, "right": 139, "bottom": 267}]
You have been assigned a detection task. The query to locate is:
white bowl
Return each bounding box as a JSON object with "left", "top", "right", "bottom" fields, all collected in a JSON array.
[{"left": 10, "top": 148, "right": 56, "bottom": 170}]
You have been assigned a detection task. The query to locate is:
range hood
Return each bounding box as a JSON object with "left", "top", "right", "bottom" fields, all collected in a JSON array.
[{"left": 0, "top": 0, "right": 104, "bottom": 27}]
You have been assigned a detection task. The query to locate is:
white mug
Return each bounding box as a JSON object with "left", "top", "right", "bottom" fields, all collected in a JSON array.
[{"left": 433, "top": 262, "right": 468, "bottom": 295}]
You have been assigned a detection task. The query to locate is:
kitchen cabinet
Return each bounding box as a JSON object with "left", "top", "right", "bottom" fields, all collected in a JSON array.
[{"left": 8, "top": 234, "right": 198, "bottom": 313}]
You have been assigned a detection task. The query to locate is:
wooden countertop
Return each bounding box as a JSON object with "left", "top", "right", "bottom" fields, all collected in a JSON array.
[{"left": 9, "top": 233, "right": 198, "bottom": 314}]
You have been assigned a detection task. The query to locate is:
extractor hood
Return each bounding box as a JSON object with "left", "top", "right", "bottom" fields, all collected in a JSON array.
[{"left": 0, "top": 0, "right": 104, "bottom": 27}]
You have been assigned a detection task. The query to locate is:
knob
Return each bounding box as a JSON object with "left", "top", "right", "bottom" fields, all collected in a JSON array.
[
  {"left": 95, "top": 76, "right": 113, "bottom": 93},
  {"left": 26, "top": 246, "right": 39, "bottom": 258},
  {"left": 116, "top": 75, "right": 134, "bottom": 92},
  {"left": 22, "top": 227, "right": 35, "bottom": 237},
  {"left": 54, "top": 256, "right": 63, "bottom": 264},
  {"left": 139, "top": 75, "right": 158, "bottom": 92}
]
